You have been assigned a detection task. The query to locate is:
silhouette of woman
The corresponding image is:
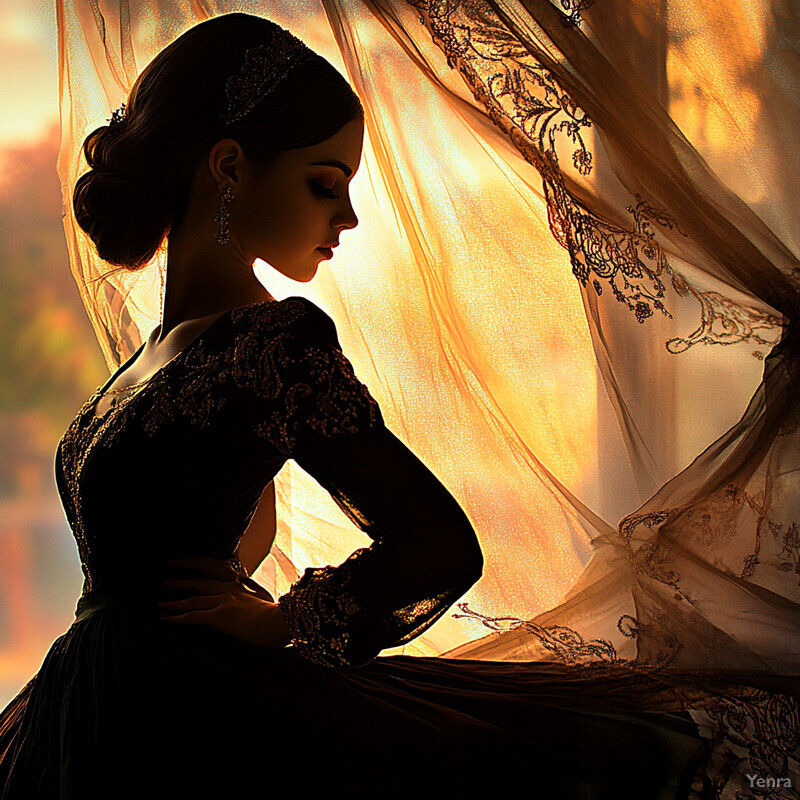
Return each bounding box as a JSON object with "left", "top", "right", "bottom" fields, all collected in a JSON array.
[{"left": 0, "top": 14, "right": 710, "bottom": 799}]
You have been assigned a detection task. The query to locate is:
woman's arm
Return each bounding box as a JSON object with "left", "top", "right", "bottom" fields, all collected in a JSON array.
[
  {"left": 232, "top": 297, "right": 483, "bottom": 668},
  {"left": 277, "top": 422, "right": 483, "bottom": 668},
  {"left": 294, "top": 424, "right": 484, "bottom": 611},
  {"left": 164, "top": 427, "right": 481, "bottom": 662}
]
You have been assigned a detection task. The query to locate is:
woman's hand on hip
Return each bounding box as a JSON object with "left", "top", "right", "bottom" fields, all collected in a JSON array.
[{"left": 157, "top": 556, "right": 290, "bottom": 649}]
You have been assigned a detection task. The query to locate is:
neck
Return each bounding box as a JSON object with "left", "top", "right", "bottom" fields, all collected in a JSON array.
[{"left": 159, "top": 231, "right": 273, "bottom": 343}]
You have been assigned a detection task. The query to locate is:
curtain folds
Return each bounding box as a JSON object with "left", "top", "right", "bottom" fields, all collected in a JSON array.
[
  {"left": 391, "top": 0, "right": 800, "bottom": 674},
  {"left": 56, "top": 0, "right": 799, "bottom": 795}
]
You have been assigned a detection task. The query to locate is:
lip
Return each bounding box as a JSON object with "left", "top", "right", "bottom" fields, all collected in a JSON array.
[{"left": 316, "top": 247, "right": 334, "bottom": 259}]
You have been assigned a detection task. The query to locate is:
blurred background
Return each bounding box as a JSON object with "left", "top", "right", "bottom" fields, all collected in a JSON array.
[{"left": 0, "top": 0, "right": 108, "bottom": 708}]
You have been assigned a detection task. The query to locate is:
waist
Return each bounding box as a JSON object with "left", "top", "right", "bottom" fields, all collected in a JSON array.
[
  {"left": 73, "top": 555, "right": 247, "bottom": 622},
  {"left": 74, "top": 587, "right": 163, "bottom": 621}
]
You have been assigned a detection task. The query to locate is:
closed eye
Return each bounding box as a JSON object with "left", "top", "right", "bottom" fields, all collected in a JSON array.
[{"left": 311, "top": 181, "right": 339, "bottom": 200}]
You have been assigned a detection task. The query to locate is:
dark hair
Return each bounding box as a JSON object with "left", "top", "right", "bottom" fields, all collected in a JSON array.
[{"left": 73, "top": 13, "right": 363, "bottom": 270}]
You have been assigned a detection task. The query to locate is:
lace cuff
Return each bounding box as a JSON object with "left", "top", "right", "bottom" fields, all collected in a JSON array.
[
  {"left": 276, "top": 545, "right": 476, "bottom": 669},
  {"left": 277, "top": 549, "right": 368, "bottom": 669}
]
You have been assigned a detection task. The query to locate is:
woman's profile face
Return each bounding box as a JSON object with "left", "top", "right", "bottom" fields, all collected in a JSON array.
[{"left": 236, "top": 115, "right": 364, "bottom": 282}]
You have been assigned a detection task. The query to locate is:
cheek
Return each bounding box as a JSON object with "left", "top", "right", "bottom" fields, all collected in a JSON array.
[
  {"left": 250, "top": 187, "right": 321, "bottom": 255},
  {"left": 286, "top": 197, "right": 324, "bottom": 241},
  {"left": 255, "top": 205, "right": 295, "bottom": 250}
]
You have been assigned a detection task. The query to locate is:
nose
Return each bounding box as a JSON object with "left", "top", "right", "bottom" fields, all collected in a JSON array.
[{"left": 334, "top": 195, "right": 358, "bottom": 232}]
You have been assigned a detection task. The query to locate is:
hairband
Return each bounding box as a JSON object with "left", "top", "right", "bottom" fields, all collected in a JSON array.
[
  {"left": 221, "top": 27, "right": 316, "bottom": 126},
  {"left": 106, "top": 27, "right": 314, "bottom": 132}
]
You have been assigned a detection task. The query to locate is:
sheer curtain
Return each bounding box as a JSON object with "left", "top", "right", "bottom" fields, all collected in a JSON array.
[{"left": 56, "top": 0, "right": 799, "bottom": 794}]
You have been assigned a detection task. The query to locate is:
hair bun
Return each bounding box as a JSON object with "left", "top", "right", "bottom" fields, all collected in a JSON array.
[{"left": 73, "top": 124, "right": 171, "bottom": 269}]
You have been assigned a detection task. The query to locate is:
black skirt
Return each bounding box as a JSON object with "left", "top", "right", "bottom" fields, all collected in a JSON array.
[{"left": 0, "top": 598, "right": 709, "bottom": 800}]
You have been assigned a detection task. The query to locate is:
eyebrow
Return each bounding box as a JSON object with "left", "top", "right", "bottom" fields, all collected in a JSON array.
[{"left": 310, "top": 159, "right": 353, "bottom": 178}]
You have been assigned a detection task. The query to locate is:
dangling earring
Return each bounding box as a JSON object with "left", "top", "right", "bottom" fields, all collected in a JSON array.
[{"left": 215, "top": 186, "right": 234, "bottom": 245}]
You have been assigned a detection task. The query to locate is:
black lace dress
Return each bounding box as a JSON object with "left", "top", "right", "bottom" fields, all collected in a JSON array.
[{"left": 0, "top": 297, "right": 709, "bottom": 799}]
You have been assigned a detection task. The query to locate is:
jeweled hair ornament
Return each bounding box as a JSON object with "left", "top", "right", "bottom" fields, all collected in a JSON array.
[
  {"left": 221, "top": 27, "right": 316, "bottom": 126},
  {"left": 108, "top": 103, "right": 127, "bottom": 127}
]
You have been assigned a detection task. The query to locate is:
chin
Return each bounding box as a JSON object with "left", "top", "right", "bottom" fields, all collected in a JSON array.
[
  {"left": 269, "top": 261, "right": 318, "bottom": 283},
  {"left": 296, "top": 264, "right": 318, "bottom": 283}
]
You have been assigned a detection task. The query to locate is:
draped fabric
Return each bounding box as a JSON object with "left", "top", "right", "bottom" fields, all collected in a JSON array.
[{"left": 56, "top": 0, "right": 799, "bottom": 795}]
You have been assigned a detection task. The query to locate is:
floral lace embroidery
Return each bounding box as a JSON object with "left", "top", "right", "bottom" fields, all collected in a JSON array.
[
  {"left": 240, "top": 334, "right": 382, "bottom": 457},
  {"left": 276, "top": 549, "right": 465, "bottom": 669},
  {"left": 779, "top": 523, "right": 800, "bottom": 586},
  {"left": 58, "top": 394, "right": 109, "bottom": 592},
  {"left": 666, "top": 276, "right": 782, "bottom": 357},
  {"left": 692, "top": 688, "right": 799, "bottom": 800},
  {"left": 557, "top": 0, "right": 597, "bottom": 27},
  {"left": 452, "top": 606, "right": 799, "bottom": 797},
  {"left": 453, "top": 602, "right": 620, "bottom": 665},
  {"left": 136, "top": 300, "right": 308, "bottom": 437},
  {"left": 407, "top": 0, "right": 668, "bottom": 322},
  {"left": 452, "top": 477, "right": 800, "bottom": 796},
  {"left": 277, "top": 549, "right": 367, "bottom": 668},
  {"left": 407, "top": 0, "right": 782, "bottom": 354},
  {"left": 619, "top": 484, "right": 797, "bottom": 589}
]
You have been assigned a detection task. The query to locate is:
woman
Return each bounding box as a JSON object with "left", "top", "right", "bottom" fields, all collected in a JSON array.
[{"left": 0, "top": 13, "right": 711, "bottom": 799}]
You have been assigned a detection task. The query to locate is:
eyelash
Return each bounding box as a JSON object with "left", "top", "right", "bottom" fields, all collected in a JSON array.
[{"left": 311, "top": 181, "right": 339, "bottom": 200}]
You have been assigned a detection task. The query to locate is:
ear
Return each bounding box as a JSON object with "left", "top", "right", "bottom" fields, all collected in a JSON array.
[{"left": 207, "top": 138, "right": 245, "bottom": 188}]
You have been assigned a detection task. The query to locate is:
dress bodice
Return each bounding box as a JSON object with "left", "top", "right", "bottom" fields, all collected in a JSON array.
[
  {"left": 57, "top": 298, "right": 282, "bottom": 597},
  {"left": 56, "top": 296, "right": 483, "bottom": 667}
]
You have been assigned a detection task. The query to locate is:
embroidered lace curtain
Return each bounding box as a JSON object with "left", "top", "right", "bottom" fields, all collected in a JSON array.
[{"left": 56, "top": 0, "right": 798, "bottom": 686}]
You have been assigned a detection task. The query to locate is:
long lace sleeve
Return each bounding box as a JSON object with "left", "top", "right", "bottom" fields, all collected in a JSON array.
[{"left": 232, "top": 298, "right": 483, "bottom": 668}]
